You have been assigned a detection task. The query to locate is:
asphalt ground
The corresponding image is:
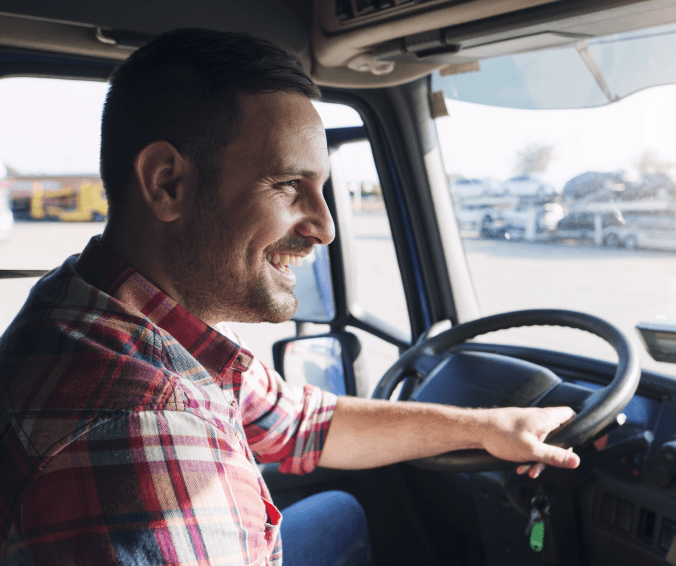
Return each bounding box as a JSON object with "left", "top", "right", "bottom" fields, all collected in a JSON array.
[{"left": 2, "top": 213, "right": 676, "bottom": 394}]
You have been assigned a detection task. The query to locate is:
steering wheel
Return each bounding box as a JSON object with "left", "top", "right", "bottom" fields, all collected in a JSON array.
[{"left": 372, "top": 309, "right": 641, "bottom": 472}]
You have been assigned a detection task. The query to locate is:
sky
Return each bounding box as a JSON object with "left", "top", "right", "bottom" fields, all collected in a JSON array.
[
  {"left": 1, "top": 77, "right": 676, "bottom": 191},
  {"left": 436, "top": 84, "right": 676, "bottom": 188}
]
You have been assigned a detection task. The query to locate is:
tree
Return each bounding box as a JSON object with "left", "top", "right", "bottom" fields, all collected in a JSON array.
[
  {"left": 514, "top": 143, "right": 555, "bottom": 175},
  {"left": 634, "top": 150, "right": 675, "bottom": 176}
]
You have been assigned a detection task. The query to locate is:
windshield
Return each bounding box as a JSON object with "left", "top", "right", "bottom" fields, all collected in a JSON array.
[
  {"left": 435, "top": 82, "right": 676, "bottom": 377},
  {"left": 432, "top": 23, "right": 676, "bottom": 109}
]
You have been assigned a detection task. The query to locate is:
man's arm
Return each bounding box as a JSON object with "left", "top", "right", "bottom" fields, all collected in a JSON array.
[{"left": 317, "top": 397, "right": 580, "bottom": 477}]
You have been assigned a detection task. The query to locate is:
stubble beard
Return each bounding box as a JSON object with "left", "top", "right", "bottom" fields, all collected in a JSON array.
[{"left": 160, "top": 190, "right": 298, "bottom": 325}]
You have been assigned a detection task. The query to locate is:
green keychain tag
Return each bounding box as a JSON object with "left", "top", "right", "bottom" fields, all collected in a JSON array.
[{"left": 530, "top": 520, "right": 545, "bottom": 552}]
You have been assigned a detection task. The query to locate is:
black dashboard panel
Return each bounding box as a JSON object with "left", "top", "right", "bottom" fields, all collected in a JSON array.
[{"left": 583, "top": 400, "right": 676, "bottom": 565}]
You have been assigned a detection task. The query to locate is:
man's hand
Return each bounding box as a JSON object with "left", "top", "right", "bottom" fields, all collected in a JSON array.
[{"left": 477, "top": 406, "right": 580, "bottom": 478}]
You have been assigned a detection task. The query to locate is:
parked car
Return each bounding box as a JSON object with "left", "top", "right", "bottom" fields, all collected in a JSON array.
[
  {"left": 620, "top": 173, "right": 676, "bottom": 201},
  {"left": 603, "top": 211, "right": 676, "bottom": 250},
  {"left": 554, "top": 211, "right": 622, "bottom": 241},
  {"left": 502, "top": 175, "right": 556, "bottom": 198},
  {"left": 450, "top": 177, "right": 503, "bottom": 199},
  {"left": 562, "top": 171, "right": 626, "bottom": 201}
]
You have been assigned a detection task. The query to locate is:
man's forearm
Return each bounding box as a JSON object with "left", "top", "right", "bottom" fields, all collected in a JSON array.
[
  {"left": 316, "top": 396, "right": 580, "bottom": 472},
  {"left": 317, "top": 397, "right": 483, "bottom": 469}
]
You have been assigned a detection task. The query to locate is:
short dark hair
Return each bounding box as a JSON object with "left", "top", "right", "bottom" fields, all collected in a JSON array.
[{"left": 100, "top": 28, "right": 321, "bottom": 215}]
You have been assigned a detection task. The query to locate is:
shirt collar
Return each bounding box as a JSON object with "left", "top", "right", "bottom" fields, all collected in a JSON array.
[{"left": 75, "top": 236, "right": 253, "bottom": 384}]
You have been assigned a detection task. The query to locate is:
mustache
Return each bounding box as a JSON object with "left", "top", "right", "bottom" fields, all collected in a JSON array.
[{"left": 264, "top": 236, "right": 315, "bottom": 257}]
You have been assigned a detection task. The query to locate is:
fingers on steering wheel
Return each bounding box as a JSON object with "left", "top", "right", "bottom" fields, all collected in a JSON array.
[
  {"left": 516, "top": 447, "right": 578, "bottom": 478},
  {"left": 516, "top": 462, "right": 545, "bottom": 478},
  {"left": 517, "top": 463, "right": 532, "bottom": 475},
  {"left": 530, "top": 463, "right": 546, "bottom": 478}
]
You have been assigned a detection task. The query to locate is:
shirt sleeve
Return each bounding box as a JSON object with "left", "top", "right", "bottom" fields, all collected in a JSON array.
[
  {"left": 16, "top": 411, "right": 281, "bottom": 566},
  {"left": 239, "top": 354, "right": 338, "bottom": 475}
]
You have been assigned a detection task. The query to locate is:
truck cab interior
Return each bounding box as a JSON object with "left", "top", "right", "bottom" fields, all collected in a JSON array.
[{"left": 2, "top": 1, "right": 676, "bottom": 565}]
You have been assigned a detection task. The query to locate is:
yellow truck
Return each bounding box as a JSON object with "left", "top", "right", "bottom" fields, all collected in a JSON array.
[
  {"left": 41, "top": 181, "right": 108, "bottom": 222},
  {"left": 12, "top": 176, "right": 108, "bottom": 222}
]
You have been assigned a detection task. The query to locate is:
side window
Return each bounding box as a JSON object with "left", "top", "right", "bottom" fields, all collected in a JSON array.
[
  {"left": 316, "top": 102, "right": 411, "bottom": 395},
  {"left": 0, "top": 78, "right": 109, "bottom": 332},
  {"left": 337, "top": 141, "right": 410, "bottom": 332}
]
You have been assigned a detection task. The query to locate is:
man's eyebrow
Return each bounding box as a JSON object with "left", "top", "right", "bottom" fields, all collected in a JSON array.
[{"left": 276, "top": 168, "right": 331, "bottom": 182}]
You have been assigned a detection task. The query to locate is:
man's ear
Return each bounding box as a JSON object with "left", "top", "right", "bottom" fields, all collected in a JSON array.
[{"left": 133, "top": 141, "right": 194, "bottom": 223}]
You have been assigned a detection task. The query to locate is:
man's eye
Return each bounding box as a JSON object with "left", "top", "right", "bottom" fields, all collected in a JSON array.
[{"left": 282, "top": 180, "right": 298, "bottom": 189}]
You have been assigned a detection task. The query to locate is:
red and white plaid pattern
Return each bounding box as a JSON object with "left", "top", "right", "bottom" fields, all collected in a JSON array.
[{"left": 0, "top": 236, "right": 336, "bottom": 565}]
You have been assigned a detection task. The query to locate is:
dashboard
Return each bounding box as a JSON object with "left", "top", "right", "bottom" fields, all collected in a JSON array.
[
  {"left": 402, "top": 342, "right": 676, "bottom": 565},
  {"left": 584, "top": 382, "right": 676, "bottom": 566}
]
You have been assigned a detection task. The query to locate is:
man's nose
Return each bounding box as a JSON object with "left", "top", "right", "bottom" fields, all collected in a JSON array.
[{"left": 296, "top": 191, "right": 335, "bottom": 245}]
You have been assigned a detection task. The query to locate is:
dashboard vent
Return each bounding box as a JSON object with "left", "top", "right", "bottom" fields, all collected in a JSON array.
[{"left": 335, "top": 0, "right": 463, "bottom": 23}]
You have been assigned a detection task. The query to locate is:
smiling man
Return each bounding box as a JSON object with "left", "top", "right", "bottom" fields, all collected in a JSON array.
[{"left": 0, "top": 29, "right": 579, "bottom": 566}]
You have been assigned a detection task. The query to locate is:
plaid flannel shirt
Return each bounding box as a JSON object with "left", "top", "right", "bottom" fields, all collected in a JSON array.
[{"left": 0, "top": 236, "right": 337, "bottom": 565}]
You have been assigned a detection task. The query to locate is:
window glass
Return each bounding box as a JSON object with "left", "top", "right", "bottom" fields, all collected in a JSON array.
[
  {"left": 332, "top": 140, "right": 410, "bottom": 335},
  {"left": 1, "top": 78, "right": 109, "bottom": 332},
  {"left": 436, "top": 84, "right": 676, "bottom": 378}
]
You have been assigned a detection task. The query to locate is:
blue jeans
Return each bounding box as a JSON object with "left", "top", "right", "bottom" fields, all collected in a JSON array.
[{"left": 280, "top": 491, "right": 372, "bottom": 566}]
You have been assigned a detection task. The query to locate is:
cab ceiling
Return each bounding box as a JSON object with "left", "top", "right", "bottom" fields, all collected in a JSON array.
[{"left": 0, "top": 0, "right": 674, "bottom": 88}]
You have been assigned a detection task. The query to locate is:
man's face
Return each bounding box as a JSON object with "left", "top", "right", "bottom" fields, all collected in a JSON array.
[{"left": 164, "top": 91, "right": 334, "bottom": 325}]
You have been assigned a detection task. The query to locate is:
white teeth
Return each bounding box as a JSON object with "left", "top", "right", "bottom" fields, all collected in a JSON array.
[{"left": 266, "top": 253, "right": 304, "bottom": 268}]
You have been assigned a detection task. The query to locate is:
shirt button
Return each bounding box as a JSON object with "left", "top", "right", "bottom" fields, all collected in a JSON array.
[
  {"left": 235, "top": 355, "right": 242, "bottom": 365},
  {"left": 230, "top": 399, "right": 237, "bottom": 407}
]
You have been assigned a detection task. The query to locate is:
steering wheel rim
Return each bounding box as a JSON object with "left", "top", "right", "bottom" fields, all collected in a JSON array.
[{"left": 372, "top": 309, "right": 641, "bottom": 472}]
